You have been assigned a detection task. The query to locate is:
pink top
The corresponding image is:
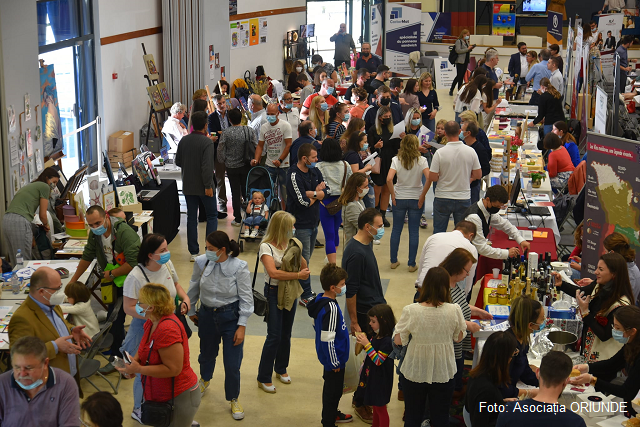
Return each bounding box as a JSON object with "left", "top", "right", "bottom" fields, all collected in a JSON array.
[{"left": 547, "top": 146, "right": 575, "bottom": 177}]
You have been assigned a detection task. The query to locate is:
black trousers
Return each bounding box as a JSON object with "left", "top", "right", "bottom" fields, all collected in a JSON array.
[
  {"left": 107, "top": 286, "right": 126, "bottom": 358},
  {"left": 322, "top": 368, "right": 345, "bottom": 427},
  {"left": 352, "top": 310, "right": 371, "bottom": 408},
  {"left": 402, "top": 376, "right": 455, "bottom": 427},
  {"left": 335, "top": 59, "right": 350, "bottom": 69},
  {"left": 226, "top": 165, "right": 250, "bottom": 223},
  {"left": 450, "top": 63, "right": 467, "bottom": 93}
]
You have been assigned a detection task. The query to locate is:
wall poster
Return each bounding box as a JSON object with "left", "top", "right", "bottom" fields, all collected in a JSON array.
[
  {"left": 39, "top": 65, "right": 63, "bottom": 158},
  {"left": 492, "top": 4, "right": 516, "bottom": 37}
]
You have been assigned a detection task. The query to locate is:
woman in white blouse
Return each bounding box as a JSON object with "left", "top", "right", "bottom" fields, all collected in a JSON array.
[
  {"left": 394, "top": 266, "right": 467, "bottom": 427},
  {"left": 454, "top": 75, "right": 487, "bottom": 125}
]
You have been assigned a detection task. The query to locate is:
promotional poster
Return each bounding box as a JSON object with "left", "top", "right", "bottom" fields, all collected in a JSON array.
[{"left": 385, "top": 3, "right": 422, "bottom": 76}]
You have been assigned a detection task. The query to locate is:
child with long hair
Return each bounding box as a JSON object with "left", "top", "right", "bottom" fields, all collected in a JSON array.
[{"left": 355, "top": 304, "right": 397, "bottom": 427}]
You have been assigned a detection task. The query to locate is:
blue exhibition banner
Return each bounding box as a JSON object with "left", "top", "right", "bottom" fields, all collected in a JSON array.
[
  {"left": 421, "top": 12, "right": 452, "bottom": 43},
  {"left": 386, "top": 3, "right": 422, "bottom": 76},
  {"left": 547, "top": 10, "right": 563, "bottom": 47}
]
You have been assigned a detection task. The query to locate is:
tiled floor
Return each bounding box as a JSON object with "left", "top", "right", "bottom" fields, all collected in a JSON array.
[{"left": 82, "top": 89, "right": 460, "bottom": 426}]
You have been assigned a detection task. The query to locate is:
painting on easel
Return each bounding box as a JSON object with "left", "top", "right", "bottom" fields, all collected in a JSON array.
[
  {"left": 157, "top": 82, "right": 172, "bottom": 109},
  {"left": 146, "top": 85, "right": 165, "bottom": 111},
  {"left": 143, "top": 54, "right": 159, "bottom": 81},
  {"left": 40, "top": 65, "right": 63, "bottom": 158}
]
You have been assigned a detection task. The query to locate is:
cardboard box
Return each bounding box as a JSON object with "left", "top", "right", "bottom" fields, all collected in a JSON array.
[
  {"left": 108, "top": 131, "right": 135, "bottom": 153},
  {"left": 121, "top": 202, "right": 143, "bottom": 214},
  {"left": 109, "top": 151, "right": 135, "bottom": 162}
]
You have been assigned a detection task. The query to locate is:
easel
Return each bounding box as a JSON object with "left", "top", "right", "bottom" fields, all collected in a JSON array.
[{"left": 142, "top": 43, "right": 169, "bottom": 146}]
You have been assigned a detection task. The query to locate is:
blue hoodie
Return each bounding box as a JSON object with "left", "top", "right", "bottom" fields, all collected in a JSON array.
[{"left": 307, "top": 293, "right": 350, "bottom": 370}]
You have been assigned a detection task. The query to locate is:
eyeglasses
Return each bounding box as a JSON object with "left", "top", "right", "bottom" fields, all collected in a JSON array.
[{"left": 462, "top": 266, "right": 471, "bottom": 276}]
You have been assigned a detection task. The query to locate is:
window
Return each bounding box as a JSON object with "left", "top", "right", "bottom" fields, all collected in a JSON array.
[{"left": 37, "top": 0, "right": 97, "bottom": 173}]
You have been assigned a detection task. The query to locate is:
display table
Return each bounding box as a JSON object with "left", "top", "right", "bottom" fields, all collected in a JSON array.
[
  {"left": 335, "top": 83, "right": 350, "bottom": 97},
  {"left": 473, "top": 227, "right": 558, "bottom": 309},
  {"left": 489, "top": 169, "right": 554, "bottom": 200},
  {"left": 140, "top": 179, "right": 180, "bottom": 244}
]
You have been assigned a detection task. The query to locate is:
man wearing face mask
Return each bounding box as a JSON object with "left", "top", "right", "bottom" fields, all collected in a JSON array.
[
  {"left": 0, "top": 336, "right": 80, "bottom": 426},
  {"left": 8, "top": 268, "right": 93, "bottom": 386},
  {"left": 287, "top": 143, "right": 328, "bottom": 307},
  {"left": 463, "top": 185, "right": 530, "bottom": 260},
  {"left": 69, "top": 205, "right": 140, "bottom": 373},
  {"left": 363, "top": 86, "right": 403, "bottom": 130},
  {"left": 344, "top": 68, "right": 372, "bottom": 105},
  {"left": 369, "top": 64, "right": 391, "bottom": 93},
  {"left": 300, "top": 79, "right": 338, "bottom": 120},
  {"left": 330, "top": 23, "right": 356, "bottom": 69},
  {"left": 355, "top": 42, "right": 382, "bottom": 76},
  {"left": 278, "top": 90, "right": 301, "bottom": 138},
  {"left": 291, "top": 121, "right": 321, "bottom": 165},
  {"left": 248, "top": 94, "right": 268, "bottom": 142}
]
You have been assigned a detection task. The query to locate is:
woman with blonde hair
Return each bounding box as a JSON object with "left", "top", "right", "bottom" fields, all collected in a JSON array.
[
  {"left": 387, "top": 134, "right": 430, "bottom": 271},
  {"left": 450, "top": 29, "right": 476, "bottom": 96},
  {"left": 308, "top": 95, "right": 330, "bottom": 140},
  {"left": 340, "top": 117, "right": 366, "bottom": 152},
  {"left": 526, "top": 50, "right": 538, "bottom": 67},
  {"left": 367, "top": 106, "right": 399, "bottom": 227},
  {"left": 338, "top": 172, "right": 369, "bottom": 243},
  {"left": 256, "top": 211, "right": 310, "bottom": 393},
  {"left": 116, "top": 284, "right": 200, "bottom": 427},
  {"left": 417, "top": 72, "right": 440, "bottom": 132}
]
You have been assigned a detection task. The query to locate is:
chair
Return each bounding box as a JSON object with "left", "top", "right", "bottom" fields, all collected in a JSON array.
[
  {"left": 409, "top": 51, "right": 435, "bottom": 79},
  {"left": 79, "top": 298, "right": 123, "bottom": 394}
]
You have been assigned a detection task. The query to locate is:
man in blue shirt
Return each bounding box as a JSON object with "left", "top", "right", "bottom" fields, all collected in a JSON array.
[
  {"left": 525, "top": 48, "right": 552, "bottom": 105},
  {"left": 482, "top": 49, "right": 504, "bottom": 101},
  {"left": 616, "top": 35, "right": 636, "bottom": 92},
  {"left": 290, "top": 120, "right": 320, "bottom": 163}
]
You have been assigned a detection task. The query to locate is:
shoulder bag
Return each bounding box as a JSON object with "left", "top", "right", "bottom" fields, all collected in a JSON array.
[
  {"left": 251, "top": 247, "right": 270, "bottom": 317},
  {"left": 140, "top": 317, "right": 183, "bottom": 427},
  {"left": 320, "top": 161, "right": 348, "bottom": 215},
  {"left": 137, "top": 266, "right": 192, "bottom": 338}
]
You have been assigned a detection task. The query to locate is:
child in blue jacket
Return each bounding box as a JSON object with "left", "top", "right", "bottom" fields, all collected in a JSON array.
[{"left": 308, "top": 263, "right": 353, "bottom": 427}]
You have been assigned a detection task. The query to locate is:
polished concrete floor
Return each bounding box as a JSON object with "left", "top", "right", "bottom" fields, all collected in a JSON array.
[{"left": 81, "top": 89, "right": 461, "bottom": 426}]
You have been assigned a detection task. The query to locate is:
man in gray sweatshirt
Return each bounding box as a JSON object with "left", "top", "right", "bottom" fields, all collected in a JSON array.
[{"left": 175, "top": 110, "right": 217, "bottom": 260}]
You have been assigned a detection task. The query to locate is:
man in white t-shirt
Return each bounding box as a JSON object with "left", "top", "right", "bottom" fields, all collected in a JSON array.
[
  {"left": 429, "top": 121, "right": 482, "bottom": 234},
  {"left": 253, "top": 104, "right": 293, "bottom": 208}
]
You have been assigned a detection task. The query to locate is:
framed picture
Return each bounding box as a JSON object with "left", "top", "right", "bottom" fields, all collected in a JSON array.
[
  {"left": 88, "top": 175, "right": 101, "bottom": 206},
  {"left": 103, "top": 191, "right": 116, "bottom": 211},
  {"left": 157, "top": 82, "right": 172, "bottom": 109},
  {"left": 117, "top": 185, "right": 138, "bottom": 206},
  {"left": 143, "top": 54, "right": 160, "bottom": 80},
  {"left": 7, "top": 105, "right": 16, "bottom": 132},
  {"left": 146, "top": 85, "right": 165, "bottom": 111}
]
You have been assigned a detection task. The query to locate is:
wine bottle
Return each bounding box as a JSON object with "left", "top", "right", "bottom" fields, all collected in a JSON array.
[{"left": 502, "top": 259, "right": 510, "bottom": 287}]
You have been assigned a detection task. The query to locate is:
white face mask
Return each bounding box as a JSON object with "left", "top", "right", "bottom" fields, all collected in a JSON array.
[
  {"left": 44, "top": 288, "right": 66, "bottom": 306},
  {"left": 359, "top": 187, "right": 369, "bottom": 198},
  {"left": 296, "top": 66, "right": 303, "bottom": 72},
  {"left": 351, "top": 96, "right": 357, "bottom": 104}
]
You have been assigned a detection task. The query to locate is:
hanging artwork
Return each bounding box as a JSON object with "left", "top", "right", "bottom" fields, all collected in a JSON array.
[
  {"left": 143, "top": 54, "right": 159, "bottom": 81},
  {"left": 7, "top": 105, "right": 16, "bottom": 133},
  {"left": 146, "top": 85, "right": 165, "bottom": 111},
  {"left": 25, "top": 94, "right": 31, "bottom": 121},
  {"left": 88, "top": 175, "right": 101, "bottom": 206},
  {"left": 26, "top": 129, "right": 33, "bottom": 157},
  {"left": 40, "top": 65, "right": 63, "bottom": 158},
  {"left": 10, "top": 136, "right": 19, "bottom": 167},
  {"left": 28, "top": 158, "right": 35, "bottom": 182},
  {"left": 157, "top": 82, "right": 172, "bottom": 109},
  {"left": 103, "top": 191, "right": 116, "bottom": 211},
  {"left": 117, "top": 185, "right": 138, "bottom": 206},
  {"left": 20, "top": 177, "right": 26, "bottom": 189},
  {"left": 19, "top": 161, "right": 27, "bottom": 177},
  {"left": 12, "top": 170, "right": 19, "bottom": 197},
  {"left": 35, "top": 149, "right": 43, "bottom": 172}
]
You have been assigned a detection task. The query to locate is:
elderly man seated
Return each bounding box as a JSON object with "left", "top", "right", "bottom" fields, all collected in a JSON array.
[{"left": 0, "top": 336, "right": 80, "bottom": 426}]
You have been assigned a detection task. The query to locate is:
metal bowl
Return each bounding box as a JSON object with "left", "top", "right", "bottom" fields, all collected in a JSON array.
[{"left": 547, "top": 331, "right": 578, "bottom": 353}]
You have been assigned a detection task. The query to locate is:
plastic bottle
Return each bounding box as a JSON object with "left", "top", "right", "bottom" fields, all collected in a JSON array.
[
  {"left": 15, "top": 249, "right": 23, "bottom": 268},
  {"left": 526, "top": 180, "right": 533, "bottom": 199}
]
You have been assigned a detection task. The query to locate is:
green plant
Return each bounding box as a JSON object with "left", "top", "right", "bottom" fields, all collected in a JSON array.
[{"left": 530, "top": 172, "right": 545, "bottom": 182}]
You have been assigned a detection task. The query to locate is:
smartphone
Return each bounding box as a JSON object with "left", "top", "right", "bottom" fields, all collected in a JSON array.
[{"left": 123, "top": 351, "right": 132, "bottom": 364}]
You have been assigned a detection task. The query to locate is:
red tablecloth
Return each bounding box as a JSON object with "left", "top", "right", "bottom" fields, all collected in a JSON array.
[
  {"left": 336, "top": 84, "right": 350, "bottom": 96},
  {"left": 474, "top": 226, "right": 557, "bottom": 309}
]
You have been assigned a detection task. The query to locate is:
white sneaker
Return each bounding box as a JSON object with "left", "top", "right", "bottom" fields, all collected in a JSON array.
[
  {"left": 250, "top": 230, "right": 258, "bottom": 238},
  {"left": 190, "top": 254, "right": 198, "bottom": 262},
  {"left": 230, "top": 399, "right": 245, "bottom": 420},
  {"left": 131, "top": 408, "right": 143, "bottom": 424},
  {"left": 243, "top": 229, "right": 250, "bottom": 237},
  {"left": 230, "top": 220, "right": 241, "bottom": 227},
  {"left": 372, "top": 239, "right": 381, "bottom": 245}
]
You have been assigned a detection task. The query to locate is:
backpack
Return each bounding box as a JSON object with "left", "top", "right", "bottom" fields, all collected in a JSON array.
[{"left": 448, "top": 44, "right": 458, "bottom": 65}]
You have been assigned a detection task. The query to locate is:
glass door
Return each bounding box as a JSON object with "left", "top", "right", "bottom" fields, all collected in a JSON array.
[{"left": 307, "top": 0, "right": 348, "bottom": 62}]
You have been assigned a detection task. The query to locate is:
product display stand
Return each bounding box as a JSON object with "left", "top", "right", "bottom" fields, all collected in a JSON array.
[{"left": 141, "top": 43, "right": 169, "bottom": 147}]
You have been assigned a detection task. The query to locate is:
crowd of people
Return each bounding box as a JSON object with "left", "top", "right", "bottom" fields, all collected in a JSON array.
[{"left": 3, "top": 22, "right": 640, "bottom": 427}]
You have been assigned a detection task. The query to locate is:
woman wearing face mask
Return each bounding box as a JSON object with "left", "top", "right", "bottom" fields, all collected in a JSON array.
[
  {"left": 552, "top": 252, "right": 635, "bottom": 361},
  {"left": 368, "top": 106, "right": 399, "bottom": 227},
  {"left": 120, "top": 233, "right": 191, "bottom": 422},
  {"left": 449, "top": 29, "right": 475, "bottom": 96},
  {"left": 313, "top": 68, "right": 328, "bottom": 92},
  {"left": 116, "top": 284, "right": 201, "bottom": 427},
  {"left": 348, "top": 87, "right": 369, "bottom": 122},
  {"left": 343, "top": 131, "right": 375, "bottom": 209},
  {"left": 186, "top": 231, "right": 253, "bottom": 420},
  {"left": 257, "top": 211, "right": 310, "bottom": 393},
  {"left": 2, "top": 166, "right": 59, "bottom": 264},
  {"left": 570, "top": 305, "right": 640, "bottom": 416},
  {"left": 309, "top": 95, "right": 330, "bottom": 140},
  {"left": 325, "top": 102, "right": 349, "bottom": 140},
  {"left": 287, "top": 60, "right": 307, "bottom": 92},
  {"left": 499, "top": 295, "right": 542, "bottom": 399},
  {"left": 338, "top": 173, "right": 369, "bottom": 244},
  {"left": 340, "top": 117, "right": 366, "bottom": 153},
  {"left": 417, "top": 72, "right": 440, "bottom": 132},
  {"left": 529, "top": 78, "right": 565, "bottom": 136}
]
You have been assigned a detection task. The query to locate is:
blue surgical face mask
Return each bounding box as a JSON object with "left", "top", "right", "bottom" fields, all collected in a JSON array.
[
  {"left": 308, "top": 161, "right": 317, "bottom": 168},
  {"left": 411, "top": 119, "right": 421, "bottom": 126},
  {"left": 136, "top": 302, "right": 150, "bottom": 317},
  {"left": 326, "top": 87, "right": 334, "bottom": 95},
  {"left": 266, "top": 115, "right": 277, "bottom": 124},
  {"left": 285, "top": 103, "right": 293, "bottom": 110},
  {"left": 16, "top": 376, "right": 44, "bottom": 391},
  {"left": 369, "top": 225, "right": 385, "bottom": 240},
  {"left": 91, "top": 222, "right": 107, "bottom": 236},
  {"left": 362, "top": 143, "right": 369, "bottom": 151},
  {"left": 343, "top": 113, "right": 350, "bottom": 122},
  {"left": 538, "top": 321, "right": 546, "bottom": 331},
  {"left": 336, "top": 285, "right": 347, "bottom": 297},
  {"left": 459, "top": 131, "right": 465, "bottom": 140},
  {"left": 155, "top": 251, "right": 171, "bottom": 265},
  {"left": 206, "top": 249, "right": 221, "bottom": 262},
  {"left": 612, "top": 328, "right": 629, "bottom": 344},
  {"left": 320, "top": 102, "right": 329, "bottom": 111}
]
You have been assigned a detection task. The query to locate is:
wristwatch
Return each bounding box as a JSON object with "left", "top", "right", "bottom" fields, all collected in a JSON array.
[
  {"left": 313, "top": 191, "right": 317, "bottom": 199},
  {"left": 108, "top": 270, "right": 113, "bottom": 278}
]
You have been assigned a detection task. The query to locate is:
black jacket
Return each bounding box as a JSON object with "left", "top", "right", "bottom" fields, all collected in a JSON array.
[
  {"left": 532, "top": 92, "right": 565, "bottom": 126},
  {"left": 508, "top": 52, "right": 525, "bottom": 78}
]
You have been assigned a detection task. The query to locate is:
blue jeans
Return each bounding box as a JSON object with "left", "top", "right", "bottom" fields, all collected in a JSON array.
[
  {"left": 266, "top": 166, "right": 288, "bottom": 206},
  {"left": 363, "top": 184, "right": 375, "bottom": 209},
  {"left": 424, "top": 118, "right": 435, "bottom": 133},
  {"left": 390, "top": 199, "right": 422, "bottom": 267},
  {"left": 470, "top": 184, "right": 481, "bottom": 205},
  {"left": 244, "top": 216, "right": 265, "bottom": 227},
  {"left": 543, "top": 124, "right": 553, "bottom": 136},
  {"left": 257, "top": 284, "right": 297, "bottom": 383},
  {"left": 198, "top": 301, "right": 243, "bottom": 401},
  {"left": 319, "top": 196, "right": 342, "bottom": 255},
  {"left": 293, "top": 227, "right": 317, "bottom": 299},
  {"left": 120, "top": 316, "right": 146, "bottom": 409},
  {"left": 185, "top": 194, "right": 218, "bottom": 255},
  {"left": 432, "top": 197, "right": 471, "bottom": 234}
]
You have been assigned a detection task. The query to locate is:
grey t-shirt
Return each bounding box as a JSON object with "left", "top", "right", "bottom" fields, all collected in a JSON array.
[{"left": 330, "top": 33, "right": 355, "bottom": 61}]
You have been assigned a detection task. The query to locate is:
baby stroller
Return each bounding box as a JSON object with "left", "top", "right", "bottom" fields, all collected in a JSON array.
[{"left": 237, "top": 166, "right": 280, "bottom": 252}]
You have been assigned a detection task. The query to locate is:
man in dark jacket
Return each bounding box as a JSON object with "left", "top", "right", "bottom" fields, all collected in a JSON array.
[
  {"left": 207, "top": 94, "right": 229, "bottom": 214},
  {"left": 508, "top": 42, "right": 528, "bottom": 84},
  {"left": 287, "top": 143, "right": 328, "bottom": 307},
  {"left": 462, "top": 121, "right": 491, "bottom": 204},
  {"left": 176, "top": 111, "right": 218, "bottom": 260},
  {"left": 363, "top": 86, "right": 403, "bottom": 130}
]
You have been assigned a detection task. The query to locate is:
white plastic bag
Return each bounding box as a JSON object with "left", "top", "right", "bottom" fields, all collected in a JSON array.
[{"left": 343, "top": 336, "right": 365, "bottom": 395}]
